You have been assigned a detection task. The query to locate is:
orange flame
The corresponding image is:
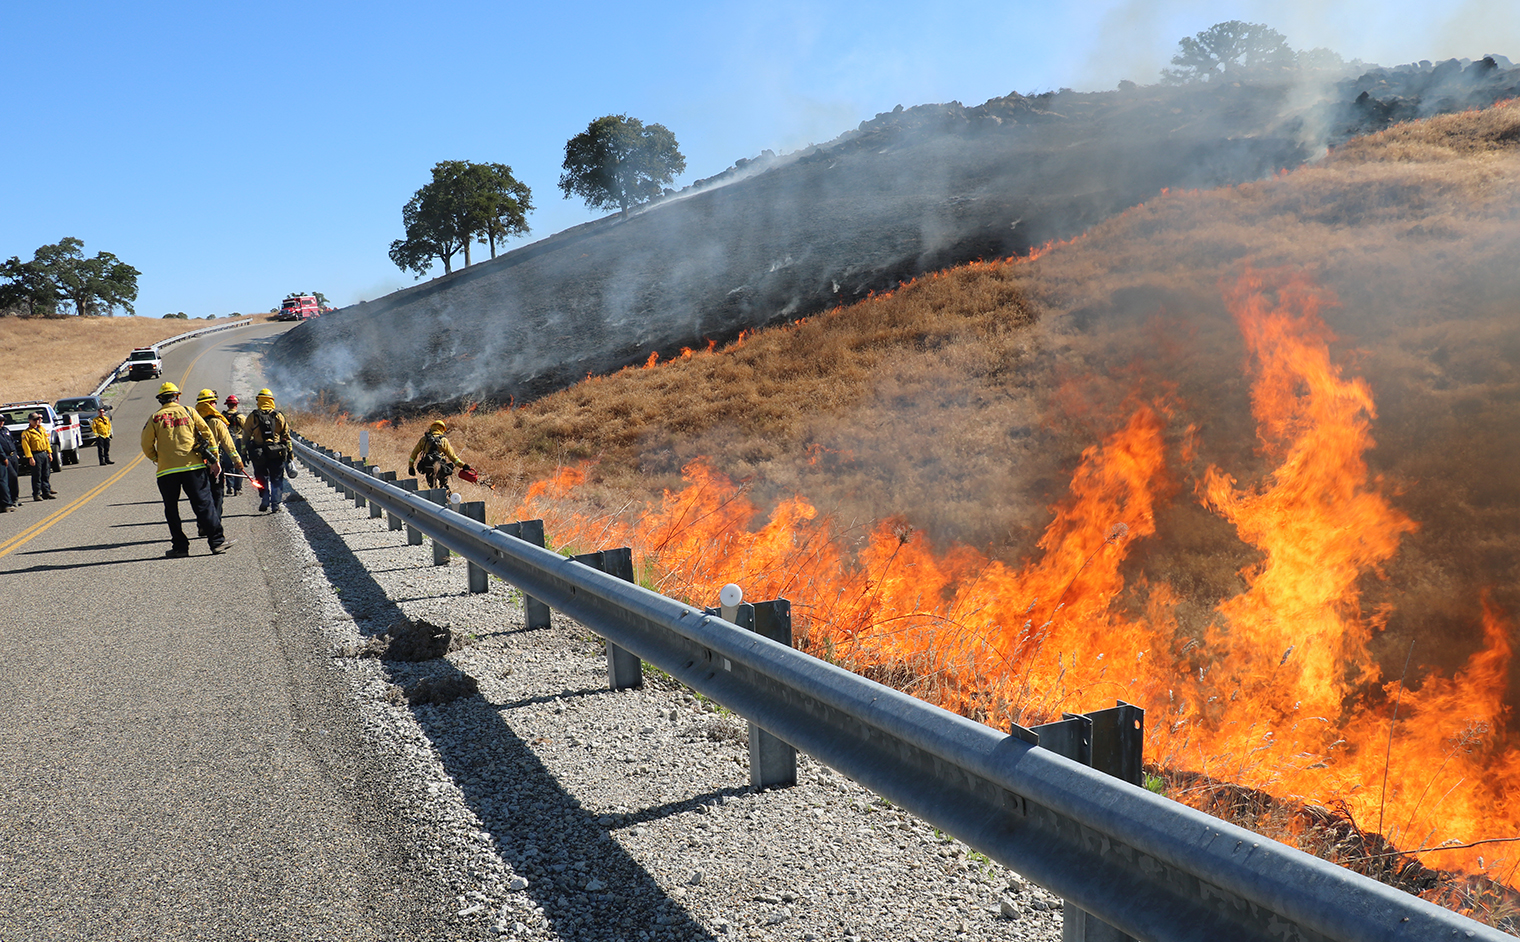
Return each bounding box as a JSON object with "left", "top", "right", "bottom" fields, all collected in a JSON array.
[{"left": 511, "top": 268, "right": 1519, "bottom": 880}]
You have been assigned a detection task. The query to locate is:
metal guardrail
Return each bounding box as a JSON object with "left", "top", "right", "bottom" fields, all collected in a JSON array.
[
  {"left": 92, "top": 318, "right": 256, "bottom": 396},
  {"left": 293, "top": 437, "right": 1511, "bottom": 942}
]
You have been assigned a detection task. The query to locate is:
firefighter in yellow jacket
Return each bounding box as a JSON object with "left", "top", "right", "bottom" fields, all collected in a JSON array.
[
  {"left": 90, "top": 410, "right": 114, "bottom": 465},
  {"left": 19, "top": 412, "right": 57, "bottom": 501},
  {"left": 408, "top": 419, "right": 470, "bottom": 490},
  {"left": 141, "top": 382, "right": 232, "bottom": 557},
  {"left": 242, "top": 388, "right": 292, "bottom": 512},
  {"left": 196, "top": 389, "right": 245, "bottom": 522}
]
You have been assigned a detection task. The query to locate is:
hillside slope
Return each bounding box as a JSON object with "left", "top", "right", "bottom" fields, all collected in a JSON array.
[
  {"left": 268, "top": 58, "right": 1520, "bottom": 416},
  {"left": 294, "top": 99, "right": 1520, "bottom": 912}
]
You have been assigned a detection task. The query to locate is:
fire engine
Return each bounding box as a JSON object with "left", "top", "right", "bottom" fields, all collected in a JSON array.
[{"left": 277, "top": 294, "right": 321, "bottom": 321}]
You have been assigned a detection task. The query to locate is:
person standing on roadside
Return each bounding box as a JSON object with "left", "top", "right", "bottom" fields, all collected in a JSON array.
[
  {"left": 221, "top": 394, "right": 246, "bottom": 496},
  {"left": 0, "top": 424, "right": 19, "bottom": 511},
  {"left": 141, "top": 382, "right": 232, "bottom": 557},
  {"left": 19, "top": 412, "right": 57, "bottom": 502},
  {"left": 91, "top": 410, "right": 114, "bottom": 465},
  {"left": 195, "top": 389, "right": 245, "bottom": 523},
  {"left": 242, "top": 387, "right": 291, "bottom": 513}
]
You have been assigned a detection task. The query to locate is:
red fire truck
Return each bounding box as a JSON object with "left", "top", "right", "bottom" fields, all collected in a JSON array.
[{"left": 277, "top": 294, "right": 321, "bottom": 321}]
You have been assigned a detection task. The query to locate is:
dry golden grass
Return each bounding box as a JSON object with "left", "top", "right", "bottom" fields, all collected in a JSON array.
[{"left": 0, "top": 315, "right": 268, "bottom": 405}]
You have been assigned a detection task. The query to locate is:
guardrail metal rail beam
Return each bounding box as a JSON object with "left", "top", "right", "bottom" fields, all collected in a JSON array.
[{"left": 293, "top": 438, "right": 1509, "bottom": 942}]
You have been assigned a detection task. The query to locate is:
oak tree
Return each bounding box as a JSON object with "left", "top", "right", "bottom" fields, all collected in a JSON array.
[
  {"left": 559, "top": 114, "right": 686, "bottom": 219},
  {"left": 0, "top": 237, "right": 139, "bottom": 316},
  {"left": 1162, "top": 21, "right": 1294, "bottom": 84},
  {"left": 389, "top": 160, "right": 535, "bottom": 278}
]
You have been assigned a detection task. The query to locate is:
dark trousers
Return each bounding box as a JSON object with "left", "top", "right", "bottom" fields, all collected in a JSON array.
[
  {"left": 254, "top": 457, "right": 285, "bottom": 508},
  {"left": 158, "top": 468, "right": 222, "bottom": 551},
  {"left": 30, "top": 454, "right": 52, "bottom": 498},
  {"left": 0, "top": 458, "right": 13, "bottom": 506},
  {"left": 95, "top": 437, "right": 112, "bottom": 464},
  {"left": 210, "top": 468, "right": 224, "bottom": 519}
]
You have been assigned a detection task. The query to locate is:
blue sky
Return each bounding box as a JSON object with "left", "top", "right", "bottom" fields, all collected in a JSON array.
[{"left": 3, "top": 1, "right": 1516, "bottom": 319}]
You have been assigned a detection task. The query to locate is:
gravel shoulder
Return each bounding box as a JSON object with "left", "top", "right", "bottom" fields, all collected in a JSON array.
[{"left": 275, "top": 459, "right": 1067, "bottom": 942}]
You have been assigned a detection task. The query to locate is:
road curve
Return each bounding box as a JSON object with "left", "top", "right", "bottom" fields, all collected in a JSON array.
[{"left": 0, "top": 324, "right": 464, "bottom": 940}]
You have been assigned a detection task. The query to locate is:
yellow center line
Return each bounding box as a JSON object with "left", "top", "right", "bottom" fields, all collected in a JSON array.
[
  {"left": 0, "top": 344, "right": 222, "bottom": 560},
  {"left": 0, "top": 455, "right": 146, "bottom": 559}
]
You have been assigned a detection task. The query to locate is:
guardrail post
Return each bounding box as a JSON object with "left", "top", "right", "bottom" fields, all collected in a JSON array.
[
  {"left": 370, "top": 468, "right": 392, "bottom": 518},
  {"left": 743, "top": 600, "right": 797, "bottom": 789},
  {"left": 572, "top": 548, "right": 641, "bottom": 690},
  {"left": 351, "top": 459, "right": 367, "bottom": 509},
  {"left": 496, "top": 520, "right": 551, "bottom": 629},
  {"left": 342, "top": 456, "right": 356, "bottom": 497},
  {"left": 461, "top": 501, "right": 488, "bottom": 593},
  {"left": 420, "top": 488, "right": 448, "bottom": 562},
  {"left": 1031, "top": 701, "right": 1144, "bottom": 942},
  {"left": 392, "top": 477, "right": 417, "bottom": 532}
]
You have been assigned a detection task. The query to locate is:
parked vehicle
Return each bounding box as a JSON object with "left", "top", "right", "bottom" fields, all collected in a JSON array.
[
  {"left": 55, "top": 396, "right": 111, "bottom": 445},
  {"left": 125, "top": 347, "right": 162, "bottom": 379},
  {"left": 1, "top": 401, "right": 82, "bottom": 470},
  {"left": 277, "top": 294, "right": 320, "bottom": 321}
]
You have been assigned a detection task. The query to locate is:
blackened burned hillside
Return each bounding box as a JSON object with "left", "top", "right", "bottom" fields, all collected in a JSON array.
[{"left": 268, "top": 58, "right": 1520, "bottom": 416}]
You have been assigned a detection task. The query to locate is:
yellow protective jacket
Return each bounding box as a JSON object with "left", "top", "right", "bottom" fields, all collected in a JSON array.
[
  {"left": 197, "top": 402, "right": 244, "bottom": 470},
  {"left": 91, "top": 415, "right": 112, "bottom": 439},
  {"left": 19, "top": 426, "right": 51, "bottom": 458},
  {"left": 409, "top": 431, "right": 463, "bottom": 467},
  {"left": 242, "top": 401, "right": 291, "bottom": 453},
  {"left": 141, "top": 401, "right": 217, "bottom": 477},
  {"left": 222, "top": 408, "right": 244, "bottom": 436}
]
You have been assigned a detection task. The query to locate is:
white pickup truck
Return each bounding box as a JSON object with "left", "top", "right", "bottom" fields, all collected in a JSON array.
[
  {"left": 1, "top": 401, "right": 84, "bottom": 470},
  {"left": 125, "top": 347, "right": 163, "bottom": 380}
]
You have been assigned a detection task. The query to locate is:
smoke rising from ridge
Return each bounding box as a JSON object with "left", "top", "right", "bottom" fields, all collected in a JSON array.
[{"left": 267, "top": 61, "right": 1520, "bottom": 418}]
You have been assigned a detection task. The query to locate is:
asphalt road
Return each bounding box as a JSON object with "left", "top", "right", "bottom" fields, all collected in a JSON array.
[{"left": 0, "top": 324, "right": 457, "bottom": 940}]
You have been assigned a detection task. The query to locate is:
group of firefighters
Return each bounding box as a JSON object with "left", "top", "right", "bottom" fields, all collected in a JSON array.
[
  {"left": 139, "top": 383, "right": 471, "bottom": 558},
  {"left": 6, "top": 381, "right": 473, "bottom": 559},
  {"left": 140, "top": 382, "right": 293, "bottom": 557}
]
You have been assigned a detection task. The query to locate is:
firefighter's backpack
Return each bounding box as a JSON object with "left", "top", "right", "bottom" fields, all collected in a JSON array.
[
  {"left": 417, "top": 432, "right": 450, "bottom": 473},
  {"left": 253, "top": 409, "right": 287, "bottom": 460}
]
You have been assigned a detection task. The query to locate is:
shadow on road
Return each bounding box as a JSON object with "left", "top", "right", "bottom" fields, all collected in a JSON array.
[
  {"left": 15, "top": 539, "right": 164, "bottom": 554},
  {"left": 286, "top": 496, "right": 719, "bottom": 941}
]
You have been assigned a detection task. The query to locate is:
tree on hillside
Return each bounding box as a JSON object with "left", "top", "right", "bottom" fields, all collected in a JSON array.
[
  {"left": 390, "top": 160, "right": 472, "bottom": 277},
  {"left": 45, "top": 238, "right": 141, "bottom": 316},
  {"left": 559, "top": 114, "right": 686, "bottom": 220},
  {"left": 1162, "top": 21, "right": 1295, "bottom": 84},
  {"left": 0, "top": 237, "right": 139, "bottom": 317},
  {"left": 0, "top": 255, "right": 62, "bottom": 316},
  {"left": 389, "top": 160, "right": 535, "bottom": 278},
  {"left": 468, "top": 162, "right": 533, "bottom": 259}
]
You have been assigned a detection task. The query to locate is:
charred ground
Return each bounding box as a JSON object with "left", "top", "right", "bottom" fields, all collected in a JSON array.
[{"left": 267, "top": 58, "right": 1520, "bottom": 416}]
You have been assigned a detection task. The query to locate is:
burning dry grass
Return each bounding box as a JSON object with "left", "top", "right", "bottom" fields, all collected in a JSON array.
[
  {"left": 0, "top": 315, "right": 259, "bottom": 404},
  {"left": 290, "top": 102, "right": 1520, "bottom": 924}
]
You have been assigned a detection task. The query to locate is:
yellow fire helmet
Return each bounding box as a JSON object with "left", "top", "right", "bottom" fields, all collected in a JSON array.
[
  {"left": 429, "top": 420, "right": 447, "bottom": 432},
  {"left": 158, "top": 381, "right": 181, "bottom": 397},
  {"left": 196, "top": 388, "right": 217, "bottom": 403},
  {"left": 257, "top": 388, "right": 273, "bottom": 398}
]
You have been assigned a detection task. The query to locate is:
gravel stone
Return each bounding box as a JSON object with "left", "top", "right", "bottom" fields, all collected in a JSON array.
[{"left": 274, "top": 456, "right": 1066, "bottom": 941}]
